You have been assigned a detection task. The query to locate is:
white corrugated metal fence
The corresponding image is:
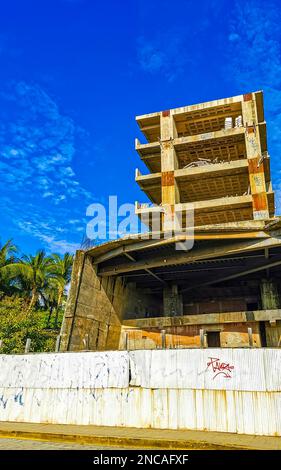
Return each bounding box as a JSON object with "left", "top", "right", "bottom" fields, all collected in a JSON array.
[{"left": 0, "top": 349, "right": 280, "bottom": 435}]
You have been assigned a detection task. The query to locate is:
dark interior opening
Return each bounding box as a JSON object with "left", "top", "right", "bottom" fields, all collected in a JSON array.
[
  {"left": 247, "top": 302, "right": 259, "bottom": 311},
  {"left": 206, "top": 331, "right": 221, "bottom": 347},
  {"left": 259, "top": 321, "right": 267, "bottom": 347}
]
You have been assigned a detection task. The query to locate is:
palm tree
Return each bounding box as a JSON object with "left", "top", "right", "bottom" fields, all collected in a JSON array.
[
  {"left": 41, "top": 280, "right": 60, "bottom": 327},
  {"left": 0, "top": 239, "right": 17, "bottom": 268},
  {"left": 48, "top": 253, "right": 73, "bottom": 327},
  {"left": 0, "top": 239, "right": 18, "bottom": 296},
  {"left": 2, "top": 249, "right": 53, "bottom": 311}
]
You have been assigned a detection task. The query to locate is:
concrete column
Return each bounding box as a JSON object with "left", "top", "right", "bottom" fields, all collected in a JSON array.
[
  {"left": 242, "top": 93, "right": 269, "bottom": 220},
  {"left": 163, "top": 284, "right": 183, "bottom": 317},
  {"left": 160, "top": 111, "right": 180, "bottom": 232},
  {"left": 260, "top": 279, "right": 280, "bottom": 310}
]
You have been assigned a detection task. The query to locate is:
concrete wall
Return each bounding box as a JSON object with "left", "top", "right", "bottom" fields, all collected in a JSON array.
[
  {"left": 265, "top": 320, "right": 281, "bottom": 346},
  {"left": 0, "top": 349, "right": 280, "bottom": 436},
  {"left": 122, "top": 310, "right": 281, "bottom": 349},
  {"left": 60, "top": 251, "right": 162, "bottom": 351},
  {"left": 60, "top": 251, "right": 124, "bottom": 351},
  {"left": 120, "top": 322, "right": 261, "bottom": 349},
  {"left": 184, "top": 298, "right": 251, "bottom": 315}
]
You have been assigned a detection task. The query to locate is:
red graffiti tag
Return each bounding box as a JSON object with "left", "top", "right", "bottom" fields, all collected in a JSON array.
[{"left": 207, "top": 357, "right": 234, "bottom": 380}]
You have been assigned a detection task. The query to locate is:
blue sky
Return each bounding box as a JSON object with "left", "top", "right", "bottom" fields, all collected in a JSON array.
[{"left": 0, "top": 0, "right": 281, "bottom": 254}]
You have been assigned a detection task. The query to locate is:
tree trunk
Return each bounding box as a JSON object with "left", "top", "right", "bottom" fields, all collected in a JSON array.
[
  {"left": 28, "top": 288, "right": 37, "bottom": 312},
  {"left": 54, "top": 287, "right": 64, "bottom": 328},
  {"left": 57, "top": 287, "right": 63, "bottom": 309},
  {"left": 47, "top": 306, "right": 53, "bottom": 327},
  {"left": 54, "top": 307, "right": 59, "bottom": 329}
]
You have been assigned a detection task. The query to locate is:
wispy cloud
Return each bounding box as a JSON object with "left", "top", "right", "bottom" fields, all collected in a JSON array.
[
  {"left": 136, "top": 31, "right": 191, "bottom": 82},
  {"left": 38, "top": 236, "right": 80, "bottom": 255},
  {"left": 0, "top": 81, "right": 94, "bottom": 253},
  {"left": 226, "top": 0, "right": 281, "bottom": 213}
]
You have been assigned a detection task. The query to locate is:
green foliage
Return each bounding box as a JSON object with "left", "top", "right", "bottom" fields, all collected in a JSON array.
[
  {"left": 0, "top": 297, "right": 60, "bottom": 354},
  {"left": 0, "top": 239, "right": 74, "bottom": 354}
]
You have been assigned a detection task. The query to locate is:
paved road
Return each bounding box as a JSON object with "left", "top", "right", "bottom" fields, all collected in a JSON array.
[{"left": 0, "top": 437, "right": 120, "bottom": 450}]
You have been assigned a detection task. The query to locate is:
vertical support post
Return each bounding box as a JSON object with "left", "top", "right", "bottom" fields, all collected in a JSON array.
[
  {"left": 0, "top": 340, "right": 3, "bottom": 349},
  {"left": 248, "top": 327, "right": 253, "bottom": 347},
  {"left": 260, "top": 278, "right": 280, "bottom": 309},
  {"left": 200, "top": 329, "right": 205, "bottom": 348},
  {"left": 160, "top": 110, "right": 180, "bottom": 232},
  {"left": 242, "top": 93, "right": 269, "bottom": 220},
  {"left": 25, "top": 338, "right": 31, "bottom": 354},
  {"left": 161, "top": 329, "right": 166, "bottom": 349},
  {"left": 55, "top": 335, "right": 61, "bottom": 352},
  {"left": 124, "top": 332, "right": 128, "bottom": 350},
  {"left": 83, "top": 333, "right": 89, "bottom": 351},
  {"left": 163, "top": 284, "right": 183, "bottom": 317}
]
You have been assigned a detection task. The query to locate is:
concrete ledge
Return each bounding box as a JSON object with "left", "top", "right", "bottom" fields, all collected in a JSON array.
[
  {"left": 0, "top": 422, "right": 280, "bottom": 450},
  {"left": 123, "top": 309, "right": 281, "bottom": 327}
]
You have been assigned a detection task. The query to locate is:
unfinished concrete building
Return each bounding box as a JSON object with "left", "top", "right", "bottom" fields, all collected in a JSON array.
[{"left": 60, "top": 91, "right": 281, "bottom": 351}]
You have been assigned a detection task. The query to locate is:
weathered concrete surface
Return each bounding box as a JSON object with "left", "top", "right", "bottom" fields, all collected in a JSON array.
[
  {"left": 136, "top": 91, "right": 274, "bottom": 225},
  {"left": 60, "top": 241, "right": 281, "bottom": 352},
  {"left": 260, "top": 279, "right": 280, "bottom": 310},
  {"left": 60, "top": 251, "right": 123, "bottom": 351},
  {"left": 122, "top": 310, "right": 281, "bottom": 349},
  {"left": 163, "top": 285, "right": 183, "bottom": 317},
  {"left": 60, "top": 252, "right": 162, "bottom": 352},
  {"left": 121, "top": 321, "right": 262, "bottom": 349}
]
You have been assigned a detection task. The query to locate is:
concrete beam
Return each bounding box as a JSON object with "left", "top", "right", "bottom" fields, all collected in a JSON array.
[
  {"left": 173, "top": 126, "right": 245, "bottom": 146},
  {"left": 135, "top": 138, "right": 160, "bottom": 156},
  {"left": 176, "top": 195, "right": 252, "bottom": 212},
  {"left": 135, "top": 195, "right": 253, "bottom": 216},
  {"left": 136, "top": 160, "right": 249, "bottom": 187},
  {"left": 175, "top": 159, "right": 248, "bottom": 180},
  {"left": 123, "top": 308, "right": 281, "bottom": 328},
  {"left": 91, "top": 226, "right": 270, "bottom": 265},
  {"left": 181, "top": 257, "right": 281, "bottom": 293},
  {"left": 98, "top": 236, "right": 281, "bottom": 276},
  {"left": 242, "top": 94, "right": 270, "bottom": 220},
  {"left": 136, "top": 92, "right": 249, "bottom": 123}
]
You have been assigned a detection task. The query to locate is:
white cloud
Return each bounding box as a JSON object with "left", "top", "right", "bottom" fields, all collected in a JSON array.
[
  {"left": 0, "top": 80, "right": 95, "bottom": 252},
  {"left": 226, "top": 0, "right": 281, "bottom": 214},
  {"left": 39, "top": 235, "right": 80, "bottom": 255}
]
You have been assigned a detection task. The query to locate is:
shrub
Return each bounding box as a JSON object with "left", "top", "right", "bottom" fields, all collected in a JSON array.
[{"left": 0, "top": 297, "right": 60, "bottom": 354}]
